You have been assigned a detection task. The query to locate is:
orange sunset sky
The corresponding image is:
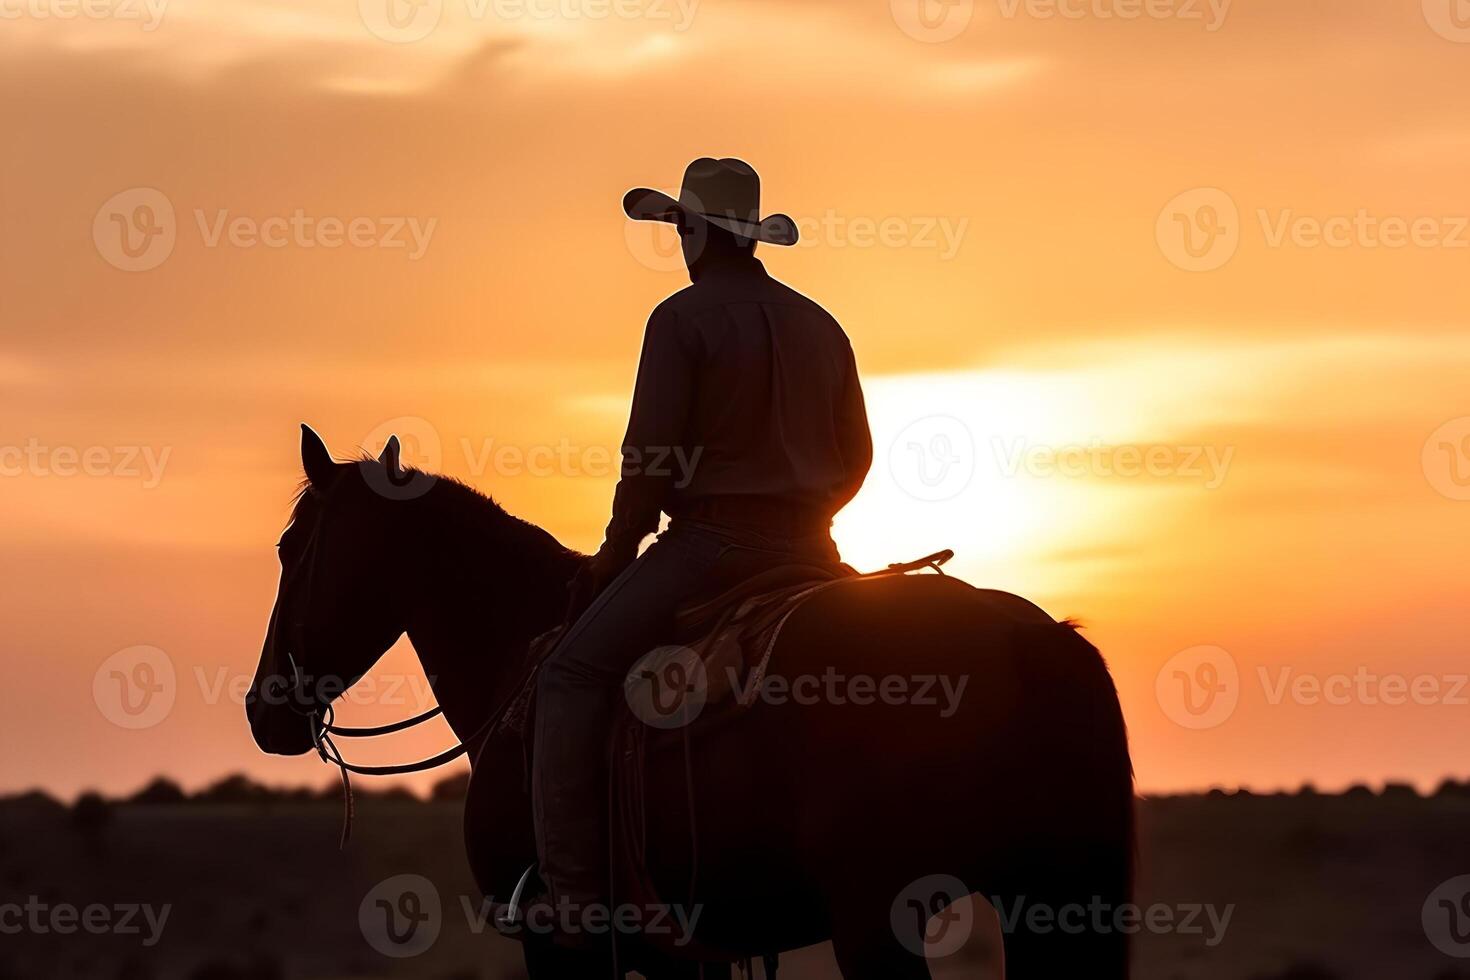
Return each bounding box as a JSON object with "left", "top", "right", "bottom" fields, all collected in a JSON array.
[{"left": 1, "top": 0, "right": 1468, "bottom": 800}]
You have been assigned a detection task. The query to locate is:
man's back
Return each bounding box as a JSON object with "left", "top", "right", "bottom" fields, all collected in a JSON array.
[{"left": 607, "top": 255, "right": 871, "bottom": 549}]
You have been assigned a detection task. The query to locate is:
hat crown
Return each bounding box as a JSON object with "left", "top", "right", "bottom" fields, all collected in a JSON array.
[{"left": 677, "top": 157, "right": 761, "bottom": 221}]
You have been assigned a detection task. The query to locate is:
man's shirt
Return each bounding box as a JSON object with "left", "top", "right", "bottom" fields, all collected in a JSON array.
[{"left": 604, "top": 256, "right": 872, "bottom": 551}]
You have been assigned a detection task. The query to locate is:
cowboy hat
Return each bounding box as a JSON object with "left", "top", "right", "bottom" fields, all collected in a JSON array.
[{"left": 623, "top": 157, "right": 799, "bottom": 246}]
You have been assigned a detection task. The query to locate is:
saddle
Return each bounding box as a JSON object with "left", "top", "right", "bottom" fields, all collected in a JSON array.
[
  {"left": 501, "top": 548, "right": 955, "bottom": 741},
  {"left": 494, "top": 548, "right": 955, "bottom": 966}
]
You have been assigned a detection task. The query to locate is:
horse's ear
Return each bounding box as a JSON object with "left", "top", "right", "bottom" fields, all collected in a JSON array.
[
  {"left": 300, "top": 424, "right": 336, "bottom": 489},
  {"left": 378, "top": 434, "right": 402, "bottom": 476}
]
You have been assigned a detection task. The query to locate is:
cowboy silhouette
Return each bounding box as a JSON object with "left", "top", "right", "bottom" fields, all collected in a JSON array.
[{"left": 529, "top": 157, "right": 873, "bottom": 946}]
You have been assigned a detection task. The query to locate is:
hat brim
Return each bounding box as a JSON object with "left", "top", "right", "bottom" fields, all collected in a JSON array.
[{"left": 623, "top": 188, "right": 798, "bottom": 246}]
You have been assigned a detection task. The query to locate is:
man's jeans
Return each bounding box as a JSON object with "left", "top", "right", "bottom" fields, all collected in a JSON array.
[{"left": 531, "top": 519, "right": 839, "bottom": 910}]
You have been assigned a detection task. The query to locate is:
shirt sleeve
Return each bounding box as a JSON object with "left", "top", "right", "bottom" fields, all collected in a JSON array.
[
  {"left": 602, "top": 307, "right": 697, "bottom": 553},
  {"left": 833, "top": 340, "right": 873, "bottom": 508}
]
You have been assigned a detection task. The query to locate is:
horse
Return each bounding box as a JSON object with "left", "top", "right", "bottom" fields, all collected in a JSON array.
[{"left": 246, "top": 425, "right": 1136, "bottom": 979}]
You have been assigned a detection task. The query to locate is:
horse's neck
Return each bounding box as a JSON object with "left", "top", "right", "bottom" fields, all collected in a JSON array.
[{"left": 402, "top": 495, "right": 580, "bottom": 743}]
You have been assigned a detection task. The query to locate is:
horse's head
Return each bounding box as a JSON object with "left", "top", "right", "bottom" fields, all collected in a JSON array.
[{"left": 247, "top": 425, "right": 416, "bottom": 756}]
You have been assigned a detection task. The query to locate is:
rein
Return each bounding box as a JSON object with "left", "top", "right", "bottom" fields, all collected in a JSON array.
[
  {"left": 290, "top": 650, "right": 530, "bottom": 847},
  {"left": 277, "top": 483, "right": 537, "bottom": 846}
]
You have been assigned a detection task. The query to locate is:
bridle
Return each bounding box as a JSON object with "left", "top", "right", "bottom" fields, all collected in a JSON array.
[{"left": 273, "top": 483, "right": 516, "bottom": 845}]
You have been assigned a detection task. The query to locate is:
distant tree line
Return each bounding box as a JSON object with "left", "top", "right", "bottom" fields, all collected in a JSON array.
[
  {"left": 6, "top": 773, "right": 1468, "bottom": 812},
  {"left": 0, "top": 770, "right": 473, "bottom": 811}
]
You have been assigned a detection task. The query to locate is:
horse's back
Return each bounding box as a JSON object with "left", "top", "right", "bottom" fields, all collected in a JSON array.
[
  {"left": 676, "top": 570, "right": 1117, "bottom": 842},
  {"left": 811, "top": 570, "right": 1061, "bottom": 629},
  {"left": 780, "top": 571, "right": 1061, "bottom": 681},
  {"left": 638, "top": 571, "right": 1133, "bottom": 961}
]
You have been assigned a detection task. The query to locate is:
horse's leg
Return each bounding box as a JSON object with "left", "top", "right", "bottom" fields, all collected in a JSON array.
[
  {"left": 996, "top": 624, "right": 1135, "bottom": 980},
  {"left": 828, "top": 893, "right": 933, "bottom": 980},
  {"left": 993, "top": 855, "right": 1132, "bottom": 980},
  {"left": 996, "top": 892, "right": 1129, "bottom": 979}
]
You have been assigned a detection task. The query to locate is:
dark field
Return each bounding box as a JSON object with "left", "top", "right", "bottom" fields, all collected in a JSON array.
[{"left": 2, "top": 783, "right": 1468, "bottom": 979}]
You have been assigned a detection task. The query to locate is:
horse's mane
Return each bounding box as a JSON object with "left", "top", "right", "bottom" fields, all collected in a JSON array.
[{"left": 289, "top": 453, "right": 587, "bottom": 577}]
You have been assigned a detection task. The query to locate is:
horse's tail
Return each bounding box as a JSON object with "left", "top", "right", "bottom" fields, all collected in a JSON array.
[
  {"left": 1055, "top": 619, "right": 1136, "bottom": 911},
  {"left": 1000, "top": 620, "right": 1136, "bottom": 980}
]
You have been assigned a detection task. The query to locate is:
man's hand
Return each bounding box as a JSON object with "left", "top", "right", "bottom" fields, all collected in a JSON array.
[{"left": 565, "top": 542, "right": 638, "bottom": 624}]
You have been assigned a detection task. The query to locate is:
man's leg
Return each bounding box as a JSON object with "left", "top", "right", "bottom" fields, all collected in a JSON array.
[{"left": 531, "top": 528, "right": 724, "bottom": 913}]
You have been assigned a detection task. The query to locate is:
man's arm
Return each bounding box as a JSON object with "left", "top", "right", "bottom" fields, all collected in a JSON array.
[
  {"left": 833, "top": 341, "right": 872, "bottom": 509},
  {"left": 601, "top": 307, "right": 696, "bottom": 557}
]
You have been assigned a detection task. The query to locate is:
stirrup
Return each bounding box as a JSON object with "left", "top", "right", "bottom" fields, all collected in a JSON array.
[{"left": 495, "top": 863, "right": 538, "bottom": 931}]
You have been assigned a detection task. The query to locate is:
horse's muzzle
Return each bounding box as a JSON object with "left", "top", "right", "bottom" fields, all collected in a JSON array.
[{"left": 246, "top": 687, "right": 317, "bottom": 756}]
